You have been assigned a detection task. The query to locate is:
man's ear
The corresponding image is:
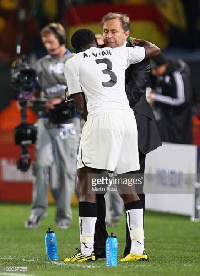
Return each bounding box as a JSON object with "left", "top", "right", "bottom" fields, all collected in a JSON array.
[
  {"left": 65, "top": 89, "right": 70, "bottom": 97},
  {"left": 125, "top": 30, "right": 130, "bottom": 40}
]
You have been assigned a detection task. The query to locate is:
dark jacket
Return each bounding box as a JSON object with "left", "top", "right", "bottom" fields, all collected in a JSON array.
[
  {"left": 125, "top": 41, "right": 162, "bottom": 154},
  {"left": 150, "top": 59, "right": 193, "bottom": 144}
]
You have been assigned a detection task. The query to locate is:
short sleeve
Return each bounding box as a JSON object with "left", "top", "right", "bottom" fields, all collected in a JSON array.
[
  {"left": 64, "top": 58, "right": 82, "bottom": 95},
  {"left": 126, "top": 46, "right": 145, "bottom": 66}
]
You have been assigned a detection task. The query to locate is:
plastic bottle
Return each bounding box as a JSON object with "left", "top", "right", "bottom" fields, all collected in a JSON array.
[
  {"left": 106, "top": 233, "right": 118, "bottom": 266},
  {"left": 45, "top": 228, "right": 58, "bottom": 261}
]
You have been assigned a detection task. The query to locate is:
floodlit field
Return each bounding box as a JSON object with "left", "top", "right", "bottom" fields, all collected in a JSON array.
[{"left": 0, "top": 203, "right": 200, "bottom": 276}]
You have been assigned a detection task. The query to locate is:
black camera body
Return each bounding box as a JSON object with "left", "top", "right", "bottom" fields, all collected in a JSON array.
[
  {"left": 15, "top": 123, "right": 37, "bottom": 145},
  {"left": 14, "top": 123, "right": 37, "bottom": 172},
  {"left": 11, "top": 55, "right": 38, "bottom": 95},
  {"left": 11, "top": 55, "right": 38, "bottom": 172},
  {"left": 48, "top": 99, "right": 76, "bottom": 124}
]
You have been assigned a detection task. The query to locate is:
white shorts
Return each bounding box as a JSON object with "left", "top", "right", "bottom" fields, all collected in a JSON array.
[{"left": 77, "top": 109, "right": 140, "bottom": 174}]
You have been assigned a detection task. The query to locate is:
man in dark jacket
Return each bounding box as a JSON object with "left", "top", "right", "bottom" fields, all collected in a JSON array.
[
  {"left": 94, "top": 12, "right": 162, "bottom": 260},
  {"left": 148, "top": 53, "right": 193, "bottom": 144}
]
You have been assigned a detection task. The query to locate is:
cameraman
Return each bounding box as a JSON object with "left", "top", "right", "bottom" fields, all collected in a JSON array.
[{"left": 25, "top": 22, "right": 80, "bottom": 229}]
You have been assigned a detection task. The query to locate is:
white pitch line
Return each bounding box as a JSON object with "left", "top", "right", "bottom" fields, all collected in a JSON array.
[
  {"left": 49, "top": 261, "right": 101, "bottom": 268},
  {"left": 0, "top": 257, "right": 101, "bottom": 269},
  {"left": 0, "top": 257, "right": 36, "bottom": 262},
  {"left": 0, "top": 272, "right": 33, "bottom": 276}
]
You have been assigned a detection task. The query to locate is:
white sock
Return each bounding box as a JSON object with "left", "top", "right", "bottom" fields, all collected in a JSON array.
[
  {"left": 79, "top": 217, "right": 97, "bottom": 256},
  {"left": 126, "top": 208, "right": 145, "bottom": 255}
]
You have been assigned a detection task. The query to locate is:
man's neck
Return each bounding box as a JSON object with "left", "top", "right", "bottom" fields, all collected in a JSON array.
[
  {"left": 54, "top": 45, "right": 68, "bottom": 58},
  {"left": 77, "top": 42, "right": 97, "bottom": 53}
]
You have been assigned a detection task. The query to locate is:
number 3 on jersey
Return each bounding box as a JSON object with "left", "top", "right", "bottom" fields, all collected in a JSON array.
[{"left": 95, "top": 58, "right": 117, "bottom": 87}]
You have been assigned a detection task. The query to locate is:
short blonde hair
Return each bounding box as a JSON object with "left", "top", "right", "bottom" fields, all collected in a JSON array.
[{"left": 40, "top": 22, "right": 66, "bottom": 42}]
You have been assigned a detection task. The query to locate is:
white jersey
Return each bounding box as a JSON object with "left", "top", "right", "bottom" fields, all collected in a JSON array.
[{"left": 64, "top": 46, "right": 145, "bottom": 117}]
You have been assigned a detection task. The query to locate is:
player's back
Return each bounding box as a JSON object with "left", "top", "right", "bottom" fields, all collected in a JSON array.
[{"left": 65, "top": 46, "right": 145, "bottom": 116}]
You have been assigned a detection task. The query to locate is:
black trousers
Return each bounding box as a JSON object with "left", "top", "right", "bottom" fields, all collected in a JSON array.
[
  {"left": 94, "top": 151, "right": 146, "bottom": 257},
  {"left": 94, "top": 193, "right": 108, "bottom": 255}
]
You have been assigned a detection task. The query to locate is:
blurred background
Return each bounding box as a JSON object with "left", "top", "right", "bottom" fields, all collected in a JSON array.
[
  {"left": 0, "top": 0, "right": 200, "bottom": 210},
  {"left": 0, "top": 0, "right": 200, "bottom": 112}
]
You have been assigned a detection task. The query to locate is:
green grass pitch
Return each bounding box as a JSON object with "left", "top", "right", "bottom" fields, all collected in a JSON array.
[{"left": 0, "top": 203, "right": 200, "bottom": 276}]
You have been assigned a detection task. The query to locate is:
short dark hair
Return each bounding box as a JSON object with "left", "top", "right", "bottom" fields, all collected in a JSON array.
[
  {"left": 150, "top": 54, "right": 168, "bottom": 68},
  {"left": 71, "top": 29, "right": 96, "bottom": 52}
]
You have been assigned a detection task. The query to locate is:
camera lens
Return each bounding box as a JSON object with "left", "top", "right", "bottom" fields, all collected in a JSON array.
[{"left": 17, "top": 151, "right": 31, "bottom": 172}]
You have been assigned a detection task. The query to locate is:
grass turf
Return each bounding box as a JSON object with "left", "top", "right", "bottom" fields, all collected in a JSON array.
[{"left": 0, "top": 203, "right": 200, "bottom": 276}]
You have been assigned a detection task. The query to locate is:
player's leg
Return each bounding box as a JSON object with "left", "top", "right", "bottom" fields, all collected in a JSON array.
[
  {"left": 115, "top": 111, "right": 148, "bottom": 261},
  {"left": 64, "top": 167, "right": 101, "bottom": 262},
  {"left": 117, "top": 175, "right": 148, "bottom": 262},
  {"left": 92, "top": 112, "right": 126, "bottom": 259},
  {"left": 123, "top": 151, "right": 146, "bottom": 257},
  {"left": 65, "top": 113, "right": 123, "bottom": 262}
]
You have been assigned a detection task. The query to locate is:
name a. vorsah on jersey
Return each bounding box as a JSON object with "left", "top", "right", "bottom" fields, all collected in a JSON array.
[{"left": 83, "top": 49, "right": 112, "bottom": 58}]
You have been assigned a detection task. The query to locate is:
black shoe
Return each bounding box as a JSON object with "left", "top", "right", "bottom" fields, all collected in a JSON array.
[{"left": 94, "top": 250, "right": 106, "bottom": 259}]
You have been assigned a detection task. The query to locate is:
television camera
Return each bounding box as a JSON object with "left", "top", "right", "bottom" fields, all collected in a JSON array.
[
  {"left": 10, "top": 48, "right": 38, "bottom": 172},
  {"left": 10, "top": 45, "right": 76, "bottom": 172}
]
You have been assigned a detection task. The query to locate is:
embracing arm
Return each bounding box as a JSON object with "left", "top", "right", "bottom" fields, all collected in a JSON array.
[{"left": 134, "top": 39, "right": 160, "bottom": 59}]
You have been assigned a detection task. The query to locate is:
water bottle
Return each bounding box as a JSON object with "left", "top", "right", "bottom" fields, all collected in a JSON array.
[
  {"left": 45, "top": 228, "right": 58, "bottom": 261},
  {"left": 106, "top": 233, "right": 118, "bottom": 266}
]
